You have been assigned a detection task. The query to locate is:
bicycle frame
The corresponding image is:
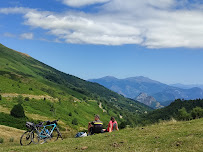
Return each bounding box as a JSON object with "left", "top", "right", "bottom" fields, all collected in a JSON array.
[{"left": 38, "top": 123, "right": 57, "bottom": 139}]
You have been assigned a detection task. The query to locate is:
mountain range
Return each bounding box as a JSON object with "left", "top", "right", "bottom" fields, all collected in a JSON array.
[
  {"left": 89, "top": 76, "right": 203, "bottom": 107},
  {"left": 171, "top": 83, "right": 203, "bottom": 90}
]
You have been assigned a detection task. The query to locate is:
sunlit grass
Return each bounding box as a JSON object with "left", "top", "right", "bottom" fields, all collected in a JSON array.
[{"left": 1, "top": 118, "right": 202, "bottom": 152}]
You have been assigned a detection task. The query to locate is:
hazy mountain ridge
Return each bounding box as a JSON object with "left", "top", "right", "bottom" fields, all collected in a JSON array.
[
  {"left": 89, "top": 76, "right": 168, "bottom": 98},
  {"left": 89, "top": 76, "right": 203, "bottom": 106},
  {"left": 171, "top": 83, "right": 203, "bottom": 90}
]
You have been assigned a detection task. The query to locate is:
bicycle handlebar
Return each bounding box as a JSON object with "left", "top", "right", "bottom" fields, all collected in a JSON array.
[{"left": 35, "top": 119, "right": 60, "bottom": 128}]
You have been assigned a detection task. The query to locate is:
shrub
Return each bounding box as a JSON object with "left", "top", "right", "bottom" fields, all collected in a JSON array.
[
  {"left": 24, "top": 97, "right": 30, "bottom": 101},
  {"left": 74, "top": 110, "right": 78, "bottom": 114},
  {"left": 49, "top": 103, "right": 56, "bottom": 117},
  {"left": 69, "top": 96, "right": 74, "bottom": 102},
  {"left": 72, "top": 118, "right": 78, "bottom": 125},
  {"left": 119, "top": 121, "right": 127, "bottom": 129},
  {"left": 69, "top": 112, "right": 72, "bottom": 116},
  {"left": 10, "top": 104, "right": 25, "bottom": 118},
  {"left": 177, "top": 107, "right": 191, "bottom": 121},
  {"left": 0, "top": 138, "right": 4, "bottom": 143},
  {"left": 191, "top": 107, "right": 203, "bottom": 119},
  {"left": 58, "top": 98, "right": 62, "bottom": 105},
  {"left": 0, "top": 94, "right": 2, "bottom": 100}
]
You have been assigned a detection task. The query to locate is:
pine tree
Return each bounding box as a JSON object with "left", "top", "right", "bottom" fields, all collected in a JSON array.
[{"left": 10, "top": 104, "right": 25, "bottom": 118}]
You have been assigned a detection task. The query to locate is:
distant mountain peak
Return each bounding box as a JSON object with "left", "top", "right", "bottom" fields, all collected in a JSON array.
[
  {"left": 125, "top": 76, "right": 161, "bottom": 84},
  {"left": 101, "top": 76, "right": 118, "bottom": 79},
  {"left": 131, "top": 76, "right": 149, "bottom": 79},
  {"left": 98, "top": 76, "right": 161, "bottom": 84},
  {"left": 137, "top": 92, "right": 148, "bottom": 97}
]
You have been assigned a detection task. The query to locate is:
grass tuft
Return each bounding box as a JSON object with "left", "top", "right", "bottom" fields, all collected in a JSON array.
[
  {"left": 9, "top": 137, "right": 14, "bottom": 142},
  {"left": 0, "top": 138, "right": 4, "bottom": 144}
]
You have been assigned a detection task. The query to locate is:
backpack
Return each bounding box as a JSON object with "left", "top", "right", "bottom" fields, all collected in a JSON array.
[{"left": 75, "top": 132, "right": 87, "bottom": 138}]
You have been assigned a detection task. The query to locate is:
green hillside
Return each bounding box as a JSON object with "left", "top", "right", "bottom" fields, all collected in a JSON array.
[
  {"left": 139, "top": 99, "right": 203, "bottom": 125},
  {"left": 0, "top": 43, "right": 151, "bottom": 130},
  {"left": 1, "top": 118, "right": 202, "bottom": 152}
]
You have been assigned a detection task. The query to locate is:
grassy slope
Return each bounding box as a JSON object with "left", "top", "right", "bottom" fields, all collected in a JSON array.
[
  {"left": 0, "top": 43, "right": 151, "bottom": 130},
  {"left": 0, "top": 43, "right": 150, "bottom": 114},
  {"left": 1, "top": 118, "right": 202, "bottom": 152},
  {"left": 0, "top": 97, "right": 116, "bottom": 129},
  {"left": 0, "top": 125, "right": 24, "bottom": 146}
]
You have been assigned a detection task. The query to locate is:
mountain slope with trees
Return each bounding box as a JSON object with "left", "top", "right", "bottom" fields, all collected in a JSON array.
[
  {"left": 139, "top": 99, "right": 203, "bottom": 125},
  {"left": 0, "top": 43, "right": 151, "bottom": 130}
]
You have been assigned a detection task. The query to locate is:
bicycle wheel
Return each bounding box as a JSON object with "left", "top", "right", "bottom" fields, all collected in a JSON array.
[
  {"left": 31, "top": 130, "right": 39, "bottom": 144},
  {"left": 49, "top": 128, "right": 61, "bottom": 142},
  {"left": 37, "top": 129, "right": 49, "bottom": 144},
  {"left": 20, "top": 131, "right": 33, "bottom": 146}
]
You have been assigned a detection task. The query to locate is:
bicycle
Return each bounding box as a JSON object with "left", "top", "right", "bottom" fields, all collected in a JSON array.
[{"left": 20, "top": 120, "right": 63, "bottom": 145}]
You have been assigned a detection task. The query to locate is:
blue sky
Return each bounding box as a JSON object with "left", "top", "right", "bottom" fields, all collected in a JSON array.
[{"left": 0, "top": 0, "right": 203, "bottom": 84}]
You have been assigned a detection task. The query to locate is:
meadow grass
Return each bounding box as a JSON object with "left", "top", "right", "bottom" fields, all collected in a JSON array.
[
  {"left": 0, "top": 125, "right": 24, "bottom": 145},
  {"left": 0, "top": 118, "right": 202, "bottom": 152}
]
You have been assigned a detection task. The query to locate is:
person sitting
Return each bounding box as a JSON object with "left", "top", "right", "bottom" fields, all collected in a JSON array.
[
  {"left": 88, "top": 114, "right": 103, "bottom": 135},
  {"left": 106, "top": 116, "right": 119, "bottom": 132}
]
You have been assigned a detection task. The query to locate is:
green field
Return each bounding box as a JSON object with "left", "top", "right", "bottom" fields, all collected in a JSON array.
[{"left": 0, "top": 118, "right": 202, "bottom": 152}]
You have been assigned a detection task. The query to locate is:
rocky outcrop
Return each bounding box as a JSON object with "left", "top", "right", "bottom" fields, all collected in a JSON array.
[{"left": 135, "top": 93, "right": 163, "bottom": 109}]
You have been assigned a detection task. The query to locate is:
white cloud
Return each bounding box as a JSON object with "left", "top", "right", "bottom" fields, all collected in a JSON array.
[
  {"left": 3, "top": 32, "right": 16, "bottom": 38},
  {"left": 61, "top": 0, "right": 110, "bottom": 7},
  {"left": 0, "top": 7, "right": 35, "bottom": 14},
  {"left": 22, "top": 11, "right": 142, "bottom": 45},
  {"left": 20, "top": 33, "right": 34, "bottom": 39},
  {"left": 0, "top": 0, "right": 203, "bottom": 48}
]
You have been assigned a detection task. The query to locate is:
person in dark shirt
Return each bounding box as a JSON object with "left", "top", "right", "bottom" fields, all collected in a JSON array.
[{"left": 88, "top": 114, "right": 103, "bottom": 135}]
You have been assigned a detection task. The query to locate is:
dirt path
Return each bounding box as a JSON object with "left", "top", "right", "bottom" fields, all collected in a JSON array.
[
  {"left": 99, "top": 102, "right": 107, "bottom": 113},
  {"left": 1, "top": 93, "right": 58, "bottom": 102},
  {"left": 0, "top": 105, "right": 10, "bottom": 114}
]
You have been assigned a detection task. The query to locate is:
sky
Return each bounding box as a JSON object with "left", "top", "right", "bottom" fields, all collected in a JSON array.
[{"left": 0, "top": 0, "right": 203, "bottom": 85}]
